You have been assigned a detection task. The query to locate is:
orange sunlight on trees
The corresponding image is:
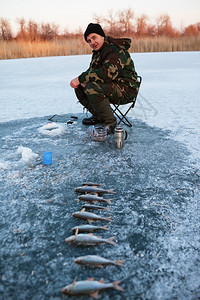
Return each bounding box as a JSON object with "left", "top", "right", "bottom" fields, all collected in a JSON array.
[
  {"left": 0, "top": 10, "right": 199, "bottom": 41},
  {"left": 0, "top": 9, "right": 199, "bottom": 59}
]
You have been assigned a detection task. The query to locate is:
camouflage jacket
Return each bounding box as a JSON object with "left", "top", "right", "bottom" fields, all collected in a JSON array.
[{"left": 79, "top": 36, "right": 139, "bottom": 89}]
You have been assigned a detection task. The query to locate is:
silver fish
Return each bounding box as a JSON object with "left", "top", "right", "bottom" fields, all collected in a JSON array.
[
  {"left": 78, "top": 194, "right": 112, "bottom": 204},
  {"left": 72, "top": 210, "right": 111, "bottom": 223},
  {"left": 61, "top": 278, "right": 123, "bottom": 297},
  {"left": 72, "top": 224, "right": 109, "bottom": 233},
  {"left": 74, "top": 255, "right": 124, "bottom": 267},
  {"left": 82, "top": 204, "right": 108, "bottom": 211},
  {"left": 65, "top": 233, "right": 116, "bottom": 245},
  {"left": 75, "top": 186, "right": 115, "bottom": 195}
]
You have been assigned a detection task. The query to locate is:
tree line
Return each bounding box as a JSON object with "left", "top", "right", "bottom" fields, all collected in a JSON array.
[
  {"left": 0, "top": 18, "right": 59, "bottom": 41},
  {"left": 0, "top": 9, "right": 200, "bottom": 41},
  {"left": 95, "top": 9, "right": 200, "bottom": 38}
]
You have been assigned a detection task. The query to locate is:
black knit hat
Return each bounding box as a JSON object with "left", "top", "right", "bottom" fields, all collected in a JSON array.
[{"left": 84, "top": 23, "right": 105, "bottom": 42}]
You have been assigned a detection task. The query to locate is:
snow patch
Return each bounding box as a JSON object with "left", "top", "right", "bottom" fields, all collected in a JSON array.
[
  {"left": 38, "top": 122, "right": 65, "bottom": 136},
  {"left": 17, "top": 146, "right": 39, "bottom": 165}
]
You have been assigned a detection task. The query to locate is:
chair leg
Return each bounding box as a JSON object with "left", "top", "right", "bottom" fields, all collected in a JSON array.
[{"left": 111, "top": 104, "right": 134, "bottom": 127}]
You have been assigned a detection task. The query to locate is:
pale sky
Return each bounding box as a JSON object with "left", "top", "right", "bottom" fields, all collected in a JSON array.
[{"left": 0, "top": 0, "right": 199, "bottom": 33}]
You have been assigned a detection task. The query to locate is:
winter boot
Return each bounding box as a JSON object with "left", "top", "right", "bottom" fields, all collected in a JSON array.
[{"left": 82, "top": 116, "right": 102, "bottom": 125}]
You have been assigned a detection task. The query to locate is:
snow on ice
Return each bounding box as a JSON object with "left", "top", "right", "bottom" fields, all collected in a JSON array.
[
  {"left": 38, "top": 122, "right": 66, "bottom": 136},
  {"left": 17, "top": 146, "right": 39, "bottom": 165}
]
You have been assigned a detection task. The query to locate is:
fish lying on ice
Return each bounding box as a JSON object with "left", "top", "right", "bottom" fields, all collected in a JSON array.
[
  {"left": 65, "top": 233, "right": 116, "bottom": 245},
  {"left": 78, "top": 194, "right": 112, "bottom": 204},
  {"left": 74, "top": 255, "right": 124, "bottom": 267},
  {"left": 75, "top": 186, "right": 115, "bottom": 195},
  {"left": 72, "top": 210, "right": 111, "bottom": 223},
  {"left": 72, "top": 224, "right": 109, "bottom": 233},
  {"left": 61, "top": 278, "right": 123, "bottom": 297},
  {"left": 82, "top": 204, "right": 108, "bottom": 211}
]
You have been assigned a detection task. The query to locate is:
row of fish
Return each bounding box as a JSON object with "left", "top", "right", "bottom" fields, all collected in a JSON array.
[{"left": 62, "top": 182, "right": 124, "bottom": 298}]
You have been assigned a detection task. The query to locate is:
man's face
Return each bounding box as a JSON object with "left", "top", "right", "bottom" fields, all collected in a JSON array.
[{"left": 87, "top": 33, "right": 105, "bottom": 51}]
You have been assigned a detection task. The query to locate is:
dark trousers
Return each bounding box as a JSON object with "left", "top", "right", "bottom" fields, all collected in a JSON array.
[{"left": 75, "top": 81, "right": 137, "bottom": 123}]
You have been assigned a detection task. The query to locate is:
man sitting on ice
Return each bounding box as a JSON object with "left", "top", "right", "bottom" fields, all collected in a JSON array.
[{"left": 70, "top": 23, "right": 140, "bottom": 133}]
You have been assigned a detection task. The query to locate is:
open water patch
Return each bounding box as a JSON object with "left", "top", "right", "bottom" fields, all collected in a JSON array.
[{"left": 0, "top": 114, "right": 199, "bottom": 300}]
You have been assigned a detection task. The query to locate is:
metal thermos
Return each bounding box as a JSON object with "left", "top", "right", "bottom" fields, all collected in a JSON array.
[{"left": 114, "top": 126, "right": 128, "bottom": 149}]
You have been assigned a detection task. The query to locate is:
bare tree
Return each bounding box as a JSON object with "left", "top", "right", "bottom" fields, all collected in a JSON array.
[
  {"left": 156, "top": 14, "right": 174, "bottom": 36},
  {"left": 103, "top": 10, "right": 118, "bottom": 35},
  {"left": 93, "top": 9, "right": 134, "bottom": 36},
  {"left": 183, "top": 22, "right": 200, "bottom": 36},
  {"left": 136, "top": 14, "right": 148, "bottom": 37},
  {"left": 118, "top": 8, "right": 134, "bottom": 35},
  {"left": 146, "top": 24, "right": 156, "bottom": 37},
  {"left": 0, "top": 18, "right": 13, "bottom": 40},
  {"left": 40, "top": 22, "right": 59, "bottom": 40},
  {"left": 106, "top": 10, "right": 115, "bottom": 33},
  {"left": 93, "top": 14, "right": 104, "bottom": 25},
  {"left": 27, "top": 20, "right": 39, "bottom": 41},
  {"left": 16, "top": 18, "right": 27, "bottom": 40}
]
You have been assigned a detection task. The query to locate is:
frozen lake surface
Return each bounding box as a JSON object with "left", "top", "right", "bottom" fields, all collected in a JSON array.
[{"left": 0, "top": 51, "right": 200, "bottom": 299}]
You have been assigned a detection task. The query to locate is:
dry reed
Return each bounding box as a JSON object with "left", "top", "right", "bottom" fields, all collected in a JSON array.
[
  {"left": 0, "top": 36, "right": 200, "bottom": 60},
  {"left": 130, "top": 36, "right": 200, "bottom": 52}
]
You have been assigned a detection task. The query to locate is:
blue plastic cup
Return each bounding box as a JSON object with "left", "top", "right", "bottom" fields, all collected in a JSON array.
[{"left": 43, "top": 151, "right": 52, "bottom": 165}]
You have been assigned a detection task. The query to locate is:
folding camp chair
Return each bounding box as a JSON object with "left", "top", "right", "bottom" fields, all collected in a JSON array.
[{"left": 111, "top": 75, "right": 142, "bottom": 127}]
